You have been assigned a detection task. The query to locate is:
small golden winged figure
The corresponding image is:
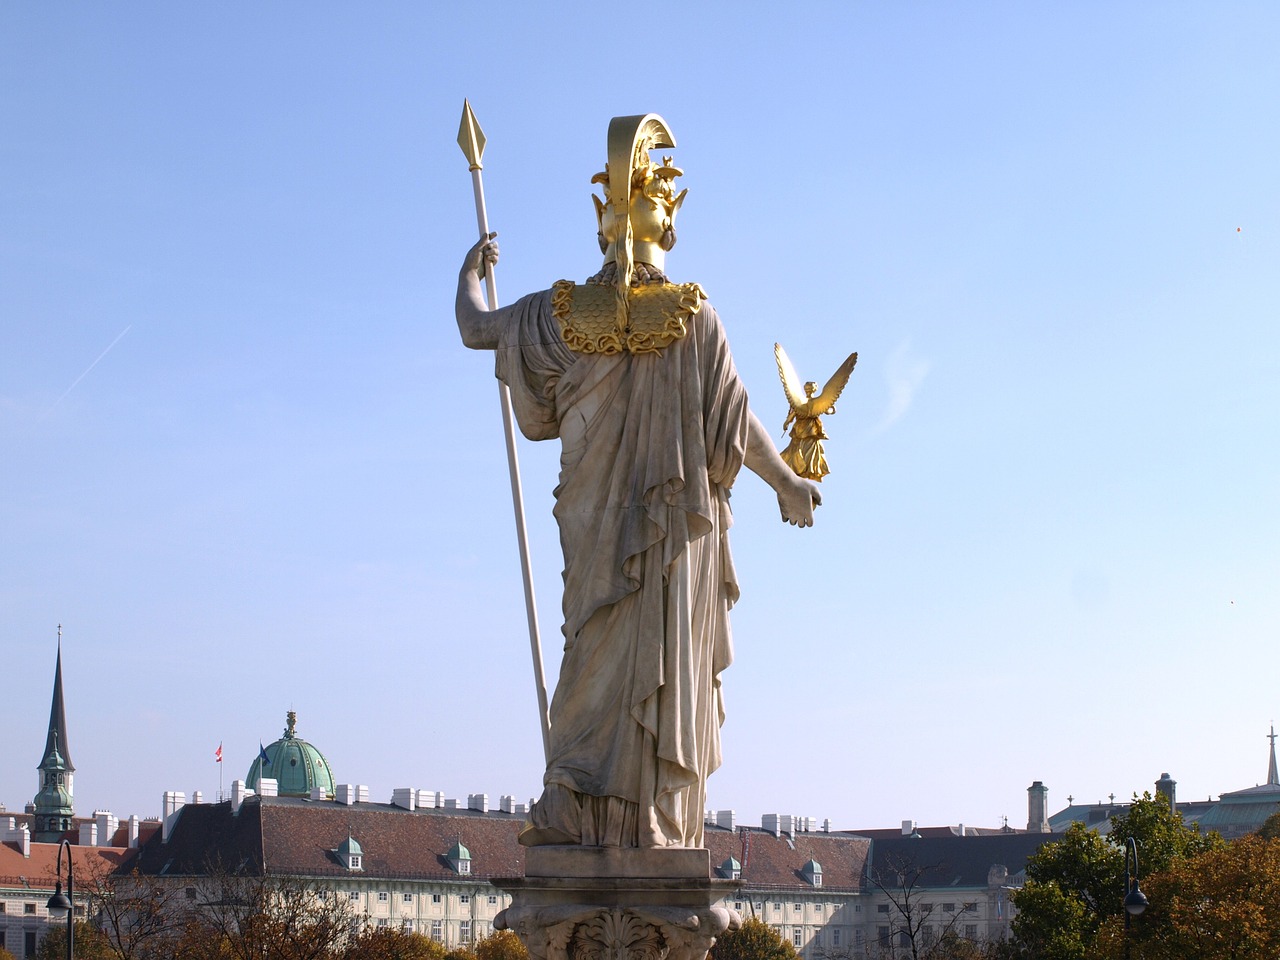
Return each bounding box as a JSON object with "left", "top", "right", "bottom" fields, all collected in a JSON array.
[{"left": 775, "top": 343, "right": 859, "bottom": 481}]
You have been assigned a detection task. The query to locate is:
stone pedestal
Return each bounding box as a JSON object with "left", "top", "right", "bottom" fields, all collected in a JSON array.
[{"left": 495, "top": 848, "right": 741, "bottom": 960}]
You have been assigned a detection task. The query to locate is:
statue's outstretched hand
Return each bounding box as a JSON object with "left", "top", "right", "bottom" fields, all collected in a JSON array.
[
  {"left": 778, "top": 474, "right": 821, "bottom": 527},
  {"left": 464, "top": 232, "right": 500, "bottom": 278}
]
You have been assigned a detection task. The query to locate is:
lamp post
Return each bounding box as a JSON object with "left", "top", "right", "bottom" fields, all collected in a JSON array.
[
  {"left": 1123, "top": 837, "right": 1148, "bottom": 960},
  {"left": 44, "top": 838, "right": 74, "bottom": 960}
]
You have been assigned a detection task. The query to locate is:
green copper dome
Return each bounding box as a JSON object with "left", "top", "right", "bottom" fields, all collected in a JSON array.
[{"left": 246, "top": 711, "right": 336, "bottom": 799}]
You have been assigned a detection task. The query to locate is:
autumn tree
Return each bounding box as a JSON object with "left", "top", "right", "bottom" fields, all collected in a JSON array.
[
  {"left": 1008, "top": 793, "right": 1223, "bottom": 960},
  {"left": 32, "top": 920, "right": 116, "bottom": 960},
  {"left": 341, "top": 927, "right": 447, "bottom": 960},
  {"left": 709, "top": 917, "right": 797, "bottom": 960},
  {"left": 80, "top": 862, "right": 189, "bottom": 960},
  {"left": 173, "top": 870, "right": 353, "bottom": 960},
  {"left": 474, "top": 930, "right": 528, "bottom": 960}
]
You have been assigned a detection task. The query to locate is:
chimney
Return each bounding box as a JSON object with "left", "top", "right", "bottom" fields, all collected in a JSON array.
[
  {"left": 1027, "top": 781, "right": 1050, "bottom": 833},
  {"left": 257, "top": 778, "right": 278, "bottom": 798},
  {"left": 762, "top": 814, "right": 781, "bottom": 837},
  {"left": 901, "top": 820, "right": 917, "bottom": 837},
  {"left": 392, "top": 788, "right": 416, "bottom": 811},
  {"left": 162, "top": 791, "right": 186, "bottom": 842},
  {"left": 96, "top": 811, "right": 118, "bottom": 846},
  {"left": 192, "top": 791, "right": 203, "bottom": 805},
  {"left": 417, "top": 790, "right": 439, "bottom": 809},
  {"left": 716, "top": 810, "right": 736, "bottom": 830},
  {"left": 79, "top": 822, "right": 98, "bottom": 846},
  {"left": 336, "top": 784, "right": 357, "bottom": 806},
  {"left": 467, "top": 793, "right": 489, "bottom": 813},
  {"left": 128, "top": 815, "right": 140, "bottom": 848},
  {"left": 356, "top": 785, "right": 370, "bottom": 804},
  {"left": 822, "top": 818, "right": 832, "bottom": 833},
  {"left": 310, "top": 785, "right": 326, "bottom": 801},
  {"left": 1155, "top": 773, "right": 1177, "bottom": 814},
  {"left": 231, "top": 780, "right": 254, "bottom": 814},
  {"left": 3, "top": 822, "right": 30, "bottom": 858}
]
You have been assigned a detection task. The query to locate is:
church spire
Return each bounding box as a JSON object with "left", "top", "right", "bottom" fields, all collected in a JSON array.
[
  {"left": 33, "top": 627, "right": 75, "bottom": 842},
  {"left": 42, "top": 627, "right": 74, "bottom": 772},
  {"left": 1268, "top": 725, "right": 1278, "bottom": 787}
]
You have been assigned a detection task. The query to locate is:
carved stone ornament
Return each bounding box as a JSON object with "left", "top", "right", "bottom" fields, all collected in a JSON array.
[
  {"left": 499, "top": 904, "right": 736, "bottom": 960},
  {"left": 495, "top": 848, "right": 740, "bottom": 960}
]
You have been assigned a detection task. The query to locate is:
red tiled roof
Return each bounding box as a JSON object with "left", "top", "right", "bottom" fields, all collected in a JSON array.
[{"left": 0, "top": 840, "right": 137, "bottom": 891}]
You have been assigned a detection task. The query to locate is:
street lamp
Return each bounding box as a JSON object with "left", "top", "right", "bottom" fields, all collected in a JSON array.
[
  {"left": 1123, "top": 837, "right": 1148, "bottom": 960},
  {"left": 44, "top": 838, "right": 74, "bottom": 960}
]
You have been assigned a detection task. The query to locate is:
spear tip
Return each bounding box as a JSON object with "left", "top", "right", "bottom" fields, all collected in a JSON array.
[{"left": 458, "top": 99, "right": 487, "bottom": 170}]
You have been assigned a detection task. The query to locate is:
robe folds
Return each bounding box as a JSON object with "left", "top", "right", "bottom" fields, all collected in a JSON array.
[{"left": 495, "top": 287, "right": 751, "bottom": 848}]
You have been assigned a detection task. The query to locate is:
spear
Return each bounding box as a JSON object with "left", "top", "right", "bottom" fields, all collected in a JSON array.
[{"left": 457, "top": 99, "right": 551, "bottom": 763}]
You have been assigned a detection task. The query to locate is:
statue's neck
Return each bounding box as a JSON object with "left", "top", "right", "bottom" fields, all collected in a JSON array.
[{"left": 586, "top": 261, "right": 669, "bottom": 286}]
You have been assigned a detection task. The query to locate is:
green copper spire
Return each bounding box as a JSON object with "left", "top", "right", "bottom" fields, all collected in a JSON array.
[{"left": 34, "top": 629, "right": 75, "bottom": 842}]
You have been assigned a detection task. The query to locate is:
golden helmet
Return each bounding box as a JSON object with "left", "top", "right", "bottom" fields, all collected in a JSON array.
[{"left": 592, "top": 114, "right": 687, "bottom": 287}]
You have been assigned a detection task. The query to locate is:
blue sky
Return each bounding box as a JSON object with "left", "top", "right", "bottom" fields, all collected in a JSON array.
[{"left": 3, "top": 3, "right": 1277, "bottom": 832}]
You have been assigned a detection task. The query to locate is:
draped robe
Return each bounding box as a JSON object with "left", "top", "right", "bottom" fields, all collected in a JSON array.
[{"left": 495, "top": 287, "right": 751, "bottom": 848}]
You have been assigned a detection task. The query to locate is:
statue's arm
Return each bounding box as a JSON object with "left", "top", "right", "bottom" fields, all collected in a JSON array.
[
  {"left": 455, "top": 233, "right": 515, "bottom": 350},
  {"left": 743, "top": 411, "right": 821, "bottom": 527}
]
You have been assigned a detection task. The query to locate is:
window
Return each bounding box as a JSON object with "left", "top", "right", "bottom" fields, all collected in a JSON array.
[
  {"left": 377, "top": 919, "right": 388, "bottom": 929},
  {"left": 0, "top": 902, "right": 5, "bottom": 913},
  {"left": 431, "top": 920, "right": 443, "bottom": 941},
  {"left": 24, "top": 903, "right": 36, "bottom": 915},
  {"left": 792, "top": 903, "right": 802, "bottom": 913},
  {"left": 461, "top": 920, "right": 472, "bottom": 943},
  {"left": 963, "top": 902, "right": 977, "bottom": 913},
  {"left": 349, "top": 891, "right": 361, "bottom": 902},
  {"left": 876, "top": 926, "right": 890, "bottom": 944},
  {"left": 378, "top": 892, "right": 389, "bottom": 903},
  {"left": 185, "top": 887, "right": 197, "bottom": 901},
  {"left": 26, "top": 932, "right": 38, "bottom": 956},
  {"left": 792, "top": 929, "right": 803, "bottom": 947},
  {"left": 922, "top": 903, "right": 934, "bottom": 914},
  {"left": 349, "top": 855, "right": 362, "bottom": 870},
  {"left": 432, "top": 894, "right": 442, "bottom": 904},
  {"left": 488, "top": 896, "right": 498, "bottom": 906},
  {"left": 404, "top": 893, "right": 414, "bottom": 904},
  {"left": 811, "top": 930, "right": 823, "bottom": 948},
  {"left": 815, "top": 904, "right": 823, "bottom": 913},
  {"left": 734, "top": 901, "right": 743, "bottom": 913},
  {"left": 773, "top": 902, "right": 782, "bottom": 913},
  {"left": 458, "top": 860, "right": 471, "bottom": 875},
  {"left": 461, "top": 895, "right": 471, "bottom": 906},
  {"left": 74, "top": 905, "right": 85, "bottom": 917},
  {"left": 877, "top": 904, "right": 890, "bottom": 914},
  {"left": 832, "top": 929, "right": 842, "bottom": 947},
  {"left": 942, "top": 903, "right": 955, "bottom": 913},
  {"left": 403, "top": 919, "right": 415, "bottom": 932},
  {"left": 964, "top": 924, "right": 978, "bottom": 940}
]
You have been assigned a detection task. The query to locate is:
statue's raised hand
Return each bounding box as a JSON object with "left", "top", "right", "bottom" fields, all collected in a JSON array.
[{"left": 464, "top": 232, "right": 500, "bottom": 278}]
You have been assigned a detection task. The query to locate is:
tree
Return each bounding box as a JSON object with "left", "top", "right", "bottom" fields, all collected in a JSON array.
[
  {"left": 1008, "top": 793, "right": 1225, "bottom": 960},
  {"left": 80, "top": 862, "right": 189, "bottom": 960},
  {"left": 1256, "top": 811, "right": 1280, "bottom": 841},
  {"left": 709, "top": 917, "right": 797, "bottom": 960},
  {"left": 474, "top": 930, "right": 528, "bottom": 960},
  {"left": 173, "top": 870, "right": 354, "bottom": 960},
  {"left": 865, "top": 854, "right": 977, "bottom": 960},
  {"left": 342, "top": 927, "right": 447, "bottom": 960},
  {"left": 33, "top": 920, "right": 116, "bottom": 960},
  {"left": 1136, "top": 833, "right": 1280, "bottom": 960}
]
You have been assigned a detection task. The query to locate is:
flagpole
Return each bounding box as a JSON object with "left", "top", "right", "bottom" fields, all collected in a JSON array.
[{"left": 457, "top": 99, "right": 551, "bottom": 763}]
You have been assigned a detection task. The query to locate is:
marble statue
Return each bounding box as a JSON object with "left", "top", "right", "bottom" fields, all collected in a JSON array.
[{"left": 455, "top": 114, "right": 821, "bottom": 849}]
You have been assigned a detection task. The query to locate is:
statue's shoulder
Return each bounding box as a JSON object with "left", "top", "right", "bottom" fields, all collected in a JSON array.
[{"left": 551, "top": 280, "right": 707, "bottom": 356}]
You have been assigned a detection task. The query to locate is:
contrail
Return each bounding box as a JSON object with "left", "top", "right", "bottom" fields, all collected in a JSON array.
[{"left": 37, "top": 325, "right": 133, "bottom": 422}]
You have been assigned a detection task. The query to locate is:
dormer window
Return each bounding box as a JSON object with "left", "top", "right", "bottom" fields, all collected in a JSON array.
[
  {"left": 447, "top": 840, "right": 472, "bottom": 875},
  {"left": 349, "top": 854, "right": 362, "bottom": 870}
]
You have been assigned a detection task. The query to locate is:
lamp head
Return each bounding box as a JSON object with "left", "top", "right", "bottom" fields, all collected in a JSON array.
[
  {"left": 1124, "top": 883, "right": 1149, "bottom": 916},
  {"left": 46, "top": 881, "right": 72, "bottom": 918}
]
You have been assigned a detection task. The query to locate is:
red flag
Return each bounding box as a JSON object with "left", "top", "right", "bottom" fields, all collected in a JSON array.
[{"left": 215, "top": 742, "right": 223, "bottom": 763}]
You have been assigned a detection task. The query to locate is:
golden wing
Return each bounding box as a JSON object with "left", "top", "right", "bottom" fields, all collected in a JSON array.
[
  {"left": 811, "top": 351, "right": 858, "bottom": 412},
  {"left": 774, "top": 342, "right": 807, "bottom": 410}
]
